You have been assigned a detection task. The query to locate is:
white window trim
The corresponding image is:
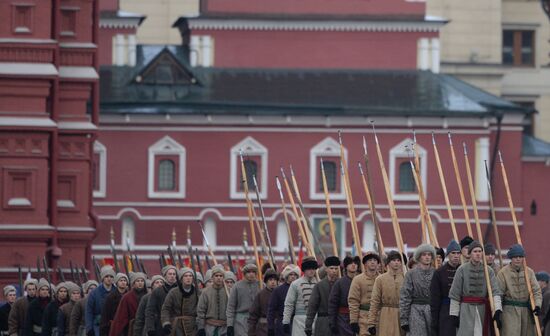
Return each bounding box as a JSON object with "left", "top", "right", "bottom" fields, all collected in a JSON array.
[
  {"left": 229, "top": 136, "right": 268, "bottom": 200},
  {"left": 389, "top": 138, "right": 427, "bottom": 201},
  {"left": 148, "top": 136, "right": 186, "bottom": 199},
  {"left": 121, "top": 217, "right": 135, "bottom": 248},
  {"left": 93, "top": 141, "right": 107, "bottom": 198},
  {"left": 309, "top": 137, "right": 347, "bottom": 200}
]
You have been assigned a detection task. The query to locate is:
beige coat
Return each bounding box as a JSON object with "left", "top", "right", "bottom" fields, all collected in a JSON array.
[
  {"left": 497, "top": 264, "right": 542, "bottom": 336},
  {"left": 348, "top": 271, "right": 379, "bottom": 335},
  {"left": 367, "top": 269, "right": 404, "bottom": 336}
]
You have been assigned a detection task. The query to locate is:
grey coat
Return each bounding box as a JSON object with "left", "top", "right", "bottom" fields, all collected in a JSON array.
[
  {"left": 226, "top": 279, "right": 259, "bottom": 335},
  {"left": 305, "top": 278, "right": 335, "bottom": 335},
  {"left": 144, "top": 283, "right": 177, "bottom": 336},
  {"left": 133, "top": 293, "right": 150, "bottom": 336},
  {"left": 399, "top": 266, "right": 435, "bottom": 336}
]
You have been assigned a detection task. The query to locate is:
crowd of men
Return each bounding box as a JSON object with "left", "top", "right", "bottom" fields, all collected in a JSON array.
[{"left": 1, "top": 236, "right": 550, "bottom": 336}]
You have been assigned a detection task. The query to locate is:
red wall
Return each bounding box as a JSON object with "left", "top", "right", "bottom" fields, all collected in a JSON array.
[{"left": 204, "top": 0, "right": 425, "bottom": 17}]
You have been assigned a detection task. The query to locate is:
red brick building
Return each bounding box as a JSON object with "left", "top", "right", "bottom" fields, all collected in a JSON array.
[{"left": 1, "top": 0, "right": 550, "bottom": 285}]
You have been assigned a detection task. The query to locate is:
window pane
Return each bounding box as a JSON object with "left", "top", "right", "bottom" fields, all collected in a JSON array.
[
  {"left": 502, "top": 30, "right": 514, "bottom": 65},
  {"left": 521, "top": 31, "right": 533, "bottom": 65},
  {"left": 320, "top": 160, "right": 337, "bottom": 192},
  {"left": 240, "top": 159, "right": 258, "bottom": 191},
  {"left": 158, "top": 159, "right": 175, "bottom": 190},
  {"left": 399, "top": 162, "right": 416, "bottom": 192}
]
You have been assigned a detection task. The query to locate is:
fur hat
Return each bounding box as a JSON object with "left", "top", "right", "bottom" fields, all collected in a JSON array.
[
  {"left": 114, "top": 273, "right": 129, "bottom": 285},
  {"left": 263, "top": 269, "right": 278, "bottom": 283},
  {"left": 362, "top": 252, "right": 381, "bottom": 264},
  {"left": 161, "top": 265, "right": 177, "bottom": 277},
  {"left": 385, "top": 250, "right": 404, "bottom": 265},
  {"left": 324, "top": 256, "right": 341, "bottom": 267},
  {"left": 100, "top": 266, "right": 115, "bottom": 280},
  {"left": 3, "top": 285, "right": 16, "bottom": 297},
  {"left": 536, "top": 271, "right": 550, "bottom": 283},
  {"left": 195, "top": 273, "right": 204, "bottom": 284},
  {"left": 150, "top": 275, "right": 164, "bottom": 286},
  {"left": 242, "top": 264, "right": 258, "bottom": 273},
  {"left": 507, "top": 244, "right": 525, "bottom": 258},
  {"left": 83, "top": 280, "right": 98, "bottom": 294},
  {"left": 55, "top": 282, "right": 67, "bottom": 294},
  {"left": 460, "top": 236, "right": 474, "bottom": 249},
  {"left": 211, "top": 265, "right": 225, "bottom": 277},
  {"left": 24, "top": 278, "right": 38, "bottom": 289},
  {"left": 468, "top": 241, "right": 483, "bottom": 254},
  {"left": 37, "top": 278, "right": 50, "bottom": 291},
  {"left": 414, "top": 244, "right": 436, "bottom": 262},
  {"left": 435, "top": 247, "right": 445, "bottom": 261},
  {"left": 446, "top": 240, "right": 461, "bottom": 255},
  {"left": 301, "top": 256, "right": 319, "bottom": 271},
  {"left": 177, "top": 268, "right": 194, "bottom": 279},
  {"left": 65, "top": 281, "right": 80, "bottom": 294},
  {"left": 224, "top": 271, "right": 237, "bottom": 283},
  {"left": 281, "top": 264, "right": 301, "bottom": 279},
  {"left": 130, "top": 272, "right": 147, "bottom": 285},
  {"left": 204, "top": 269, "right": 213, "bottom": 283},
  {"left": 484, "top": 243, "right": 496, "bottom": 255}
]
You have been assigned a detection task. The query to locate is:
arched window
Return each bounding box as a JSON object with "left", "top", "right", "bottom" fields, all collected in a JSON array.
[
  {"left": 230, "top": 137, "right": 268, "bottom": 199},
  {"left": 320, "top": 160, "right": 337, "bottom": 192},
  {"left": 240, "top": 159, "right": 258, "bottom": 191},
  {"left": 121, "top": 217, "right": 135, "bottom": 248},
  {"left": 399, "top": 162, "right": 416, "bottom": 192},
  {"left": 158, "top": 159, "right": 175, "bottom": 191}
]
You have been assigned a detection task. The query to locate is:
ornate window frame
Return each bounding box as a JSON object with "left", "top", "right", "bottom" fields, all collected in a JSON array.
[
  {"left": 93, "top": 141, "right": 107, "bottom": 198},
  {"left": 309, "top": 137, "right": 347, "bottom": 200},
  {"left": 229, "top": 136, "right": 268, "bottom": 200},
  {"left": 389, "top": 138, "right": 427, "bottom": 201},
  {"left": 148, "top": 136, "right": 186, "bottom": 199}
]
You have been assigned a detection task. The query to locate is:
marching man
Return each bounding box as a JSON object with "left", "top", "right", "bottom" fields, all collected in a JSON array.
[{"left": 348, "top": 252, "right": 380, "bottom": 335}]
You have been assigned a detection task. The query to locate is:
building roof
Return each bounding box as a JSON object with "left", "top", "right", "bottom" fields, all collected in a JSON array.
[
  {"left": 523, "top": 135, "right": 550, "bottom": 157},
  {"left": 99, "top": 45, "right": 527, "bottom": 118}
]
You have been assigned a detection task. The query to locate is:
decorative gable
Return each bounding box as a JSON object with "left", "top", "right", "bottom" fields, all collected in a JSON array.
[{"left": 138, "top": 48, "right": 196, "bottom": 85}]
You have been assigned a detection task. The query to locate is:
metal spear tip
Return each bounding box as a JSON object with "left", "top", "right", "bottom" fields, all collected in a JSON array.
[
  {"left": 338, "top": 130, "right": 343, "bottom": 144},
  {"left": 431, "top": 131, "right": 435, "bottom": 145},
  {"left": 290, "top": 165, "right": 295, "bottom": 176},
  {"left": 463, "top": 142, "right": 468, "bottom": 155},
  {"left": 358, "top": 162, "right": 364, "bottom": 175},
  {"left": 362, "top": 136, "right": 368, "bottom": 154},
  {"left": 280, "top": 167, "right": 287, "bottom": 179},
  {"left": 498, "top": 150, "right": 503, "bottom": 163},
  {"left": 447, "top": 132, "right": 453, "bottom": 145},
  {"left": 413, "top": 129, "right": 417, "bottom": 143}
]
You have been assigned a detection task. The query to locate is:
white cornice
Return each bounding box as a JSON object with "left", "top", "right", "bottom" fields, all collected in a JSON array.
[
  {"left": 100, "top": 17, "right": 141, "bottom": 29},
  {"left": 188, "top": 18, "right": 444, "bottom": 32}
]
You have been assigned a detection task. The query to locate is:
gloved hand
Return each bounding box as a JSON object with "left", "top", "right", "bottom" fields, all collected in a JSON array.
[
  {"left": 534, "top": 306, "right": 541, "bottom": 316},
  {"left": 368, "top": 326, "right": 376, "bottom": 335},
  {"left": 87, "top": 329, "right": 94, "bottom": 336},
  {"left": 283, "top": 324, "right": 290, "bottom": 333},
  {"left": 267, "top": 329, "right": 275, "bottom": 336},
  {"left": 350, "top": 323, "right": 360, "bottom": 333},
  {"left": 493, "top": 310, "right": 503, "bottom": 329},
  {"left": 197, "top": 329, "right": 206, "bottom": 336},
  {"left": 401, "top": 325, "right": 410, "bottom": 332},
  {"left": 450, "top": 316, "right": 460, "bottom": 328},
  {"left": 227, "top": 326, "right": 234, "bottom": 336},
  {"left": 163, "top": 324, "right": 172, "bottom": 335},
  {"left": 305, "top": 329, "right": 312, "bottom": 336}
]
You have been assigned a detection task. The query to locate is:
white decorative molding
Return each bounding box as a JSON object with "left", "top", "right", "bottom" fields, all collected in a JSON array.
[
  {"left": 188, "top": 19, "right": 444, "bottom": 33},
  {"left": 229, "top": 136, "right": 268, "bottom": 200},
  {"left": 362, "top": 219, "right": 376, "bottom": 251},
  {"left": 276, "top": 219, "right": 288, "bottom": 251},
  {"left": 204, "top": 217, "right": 217, "bottom": 247},
  {"left": 475, "top": 137, "right": 490, "bottom": 202},
  {"left": 389, "top": 138, "right": 427, "bottom": 201},
  {"left": 147, "top": 136, "right": 186, "bottom": 199},
  {"left": 309, "top": 137, "right": 347, "bottom": 200},
  {"left": 93, "top": 141, "right": 107, "bottom": 198},
  {"left": 121, "top": 216, "right": 135, "bottom": 248},
  {"left": 99, "top": 17, "right": 142, "bottom": 29}
]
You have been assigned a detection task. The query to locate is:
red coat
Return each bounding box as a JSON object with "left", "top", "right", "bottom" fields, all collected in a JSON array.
[{"left": 109, "top": 289, "right": 145, "bottom": 336}]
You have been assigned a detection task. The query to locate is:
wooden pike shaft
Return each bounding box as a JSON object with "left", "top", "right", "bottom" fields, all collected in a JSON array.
[
  {"left": 358, "top": 162, "right": 385, "bottom": 255},
  {"left": 371, "top": 126, "right": 406, "bottom": 273},
  {"left": 449, "top": 133, "right": 474, "bottom": 237},
  {"left": 239, "top": 152, "right": 263, "bottom": 285},
  {"left": 289, "top": 168, "right": 315, "bottom": 250},
  {"left": 199, "top": 222, "right": 231, "bottom": 295},
  {"left": 338, "top": 132, "right": 363, "bottom": 257},
  {"left": 463, "top": 143, "right": 500, "bottom": 336},
  {"left": 276, "top": 177, "right": 297, "bottom": 264},
  {"left": 249, "top": 196, "right": 272, "bottom": 268},
  {"left": 253, "top": 175, "right": 276, "bottom": 269},
  {"left": 409, "top": 159, "right": 439, "bottom": 247},
  {"left": 320, "top": 159, "right": 339, "bottom": 257},
  {"left": 484, "top": 160, "right": 504, "bottom": 268},
  {"left": 498, "top": 151, "right": 542, "bottom": 336},
  {"left": 432, "top": 133, "right": 459, "bottom": 242},
  {"left": 281, "top": 169, "right": 314, "bottom": 256},
  {"left": 411, "top": 141, "right": 428, "bottom": 243}
]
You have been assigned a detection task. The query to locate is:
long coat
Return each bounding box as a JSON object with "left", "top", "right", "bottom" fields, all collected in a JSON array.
[
  {"left": 266, "top": 283, "right": 290, "bottom": 336},
  {"left": 41, "top": 299, "right": 66, "bottom": 336},
  {"left": 69, "top": 297, "right": 88, "bottom": 336},
  {"left": 449, "top": 261, "right": 502, "bottom": 336},
  {"left": 99, "top": 289, "right": 125, "bottom": 336},
  {"left": 23, "top": 297, "right": 49, "bottom": 336},
  {"left": 305, "top": 277, "right": 335, "bottom": 336},
  {"left": 226, "top": 279, "right": 259, "bottom": 336},
  {"left": 367, "top": 269, "right": 404, "bottom": 336},
  {"left": 196, "top": 284, "right": 228, "bottom": 336},
  {"left": 430, "top": 262, "right": 459, "bottom": 336},
  {"left": 497, "top": 264, "right": 542, "bottom": 336},
  {"left": 248, "top": 287, "right": 273, "bottom": 336},
  {"left": 328, "top": 274, "right": 354, "bottom": 336},
  {"left": 9, "top": 296, "right": 33, "bottom": 336},
  {"left": 160, "top": 286, "right": 199, "bottom": 336},
  {"left": 541, "top": 286, "right": 550, "bottom": 336},
  {"left": 57, "top": 301, "right": 75, "bottom": 336},
  {"left": 109, "top": 289, "right": 146, "bottom": 336},
  {"left": 0, "top": 302, "right": 11, "bottom": 334},
  {"left": 133, "top": 293, "right": 151, "bottom": 336},
  {"left": 399, "top": 267, "right": 434, "bottom": 336},
  {"left": 86, "top": 284, "right": 114, "bottom": 336},
  {"left": 144, "top": 283, "right": 177, "bottom": 336},
  {"left": 348, "top": 271, "right": 379, "bottom": 335},
  {"left": 283, "top": 277, "right": 318, "bottom": 336}
]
